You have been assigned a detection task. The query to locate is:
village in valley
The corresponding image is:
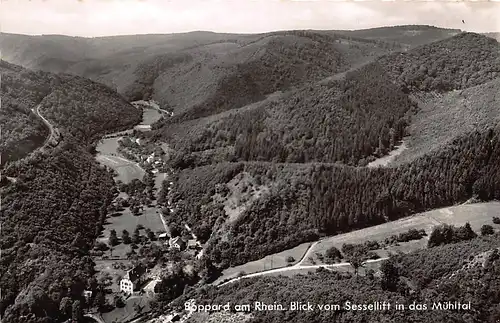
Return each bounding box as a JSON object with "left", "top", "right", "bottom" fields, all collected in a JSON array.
[{"left": 85, "top": 101, "right": 204, "bottom": 323}]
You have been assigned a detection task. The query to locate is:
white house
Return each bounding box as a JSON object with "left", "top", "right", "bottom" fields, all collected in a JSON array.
[
  {"left": 120, "top": 265, "right": 146, "bottom": 295},
  {"left": 168, "top": 236, "right": 186, "bottom": 251}
]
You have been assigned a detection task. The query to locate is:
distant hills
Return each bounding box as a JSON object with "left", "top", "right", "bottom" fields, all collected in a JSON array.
[{"left": 0, "top": 25, "right": 469, "bottom": 121}]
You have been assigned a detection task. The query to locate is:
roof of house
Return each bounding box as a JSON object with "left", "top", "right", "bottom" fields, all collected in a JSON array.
[
  {"left": 187, "top": 239, "right": 198, "bottom": 247},
  {"left": 169, "top": 236, "right": 186, "bottom": 248},
  {"left": 123, "top": 264, "right": 145, "bottom": 283}
]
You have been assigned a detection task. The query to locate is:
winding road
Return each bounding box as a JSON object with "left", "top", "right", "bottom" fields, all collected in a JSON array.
[
  {"left": 217, "top": 257, "right": 389, "bottom": 287},
  {"left": 31, "top": 104, "right": 57, "bottom": 150}
]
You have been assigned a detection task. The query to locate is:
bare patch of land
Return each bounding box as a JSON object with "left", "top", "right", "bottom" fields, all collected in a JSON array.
[
  {"left": 213, "top": 242, "right": 313, "bottom": 285},
  {"left": 367, "top": 141, "right": 407, "bottom": 168},
  {"left": 216, "top": 201, "right": 500, "bottom": 286},
  {"left": 304, "top": 201, "right": 500, "bottom": 265}
]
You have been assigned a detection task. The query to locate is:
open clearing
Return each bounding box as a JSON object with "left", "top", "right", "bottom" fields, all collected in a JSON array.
[
  {"left": 95, "top": 153, "right": 145, "bottom": 184},
  {"left": 367, "top": 141, "right": 408, "bottom": 168},
  {"left": 303, "top": 201, "right": 500, "bottom": 265},
  {"left": 217, "top": 201, "right": 500, "bottom": 283},
  {"left": 213, "top": 242, "right": 313, "bottom": 284},
  {"left": 97, "top": 205, "right": 165, "bottom": 258}
]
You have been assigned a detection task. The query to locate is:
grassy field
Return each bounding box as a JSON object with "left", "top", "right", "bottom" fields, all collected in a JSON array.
[
  {"left": 139, "top": 108, "right": 162, "bottom": 125},
  {"left": 95, "top": 154, "right": 145, "bottom": 184},
  {"left": 215, "top": 201, "right": 500, "bottom": 281},
  {"left": 214, "top": 242, "right": 313, "bottom": 284},
  {"left": 98, "top": 206, "right": 166, "bottom": 258},
  {"left": 303, "top": 201, "right": 500, "bottom": 265}
]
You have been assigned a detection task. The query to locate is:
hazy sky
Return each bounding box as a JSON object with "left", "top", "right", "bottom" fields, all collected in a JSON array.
[{"left": 1, "top": 0, "right": 499, "bottom": 37}]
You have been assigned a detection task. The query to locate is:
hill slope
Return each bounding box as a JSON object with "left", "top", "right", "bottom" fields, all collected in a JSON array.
[
  {"left": 0, "top": 60, "right": 141, "bottom": 165},
  {"left": 0, "top": 62, "right": 143, "bottom": 322},
  {"left": 334, "top": 25, "right": 462, "bottom": 48},
  {"left": 395, "top": 78, "right": 500, "bottom": 164},
  {"left": 378, "top": 32, "right": 500, "bottom": 93}
]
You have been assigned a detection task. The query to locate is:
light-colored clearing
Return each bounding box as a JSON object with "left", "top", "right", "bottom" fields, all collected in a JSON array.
[
  {"left": 367, "top": 141, "right": 408, "bottom": 168},
  {"left": 213, "top": 242, "right": 313, "bottom": 285},
  {"left": 304, "top": 201, "right": 500, "bottom": 265}
]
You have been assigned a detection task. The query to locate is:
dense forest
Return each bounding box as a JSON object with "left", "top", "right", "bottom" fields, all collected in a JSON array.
[
  {"left": 0, "top": 60, "right": 141, "bottom": 164},
  {"left": 378, "top": 33, "right": 500, "bottom": 93},
  {"left": 159, "top": 62, "right": 415, "bottom": 167},
  {"left": 1, "top": 60, "right": 52, "bottom": 164},
  {"left": 161, "top": 125, "right": 500, "bottom": 268},
  {"left": 162, "top": 233, "right": 500, "bottom": 323},
  {"left": 0, "top": 62, "right": 142, "bottom": 322},
  {"left": 0, "top": 142, "right": 116, "bottom": 322},
  {"left": 40, "top": 74, "right": 141, "bottom": 143}
]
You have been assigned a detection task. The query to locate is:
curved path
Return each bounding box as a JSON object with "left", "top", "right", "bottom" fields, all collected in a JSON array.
[
  {"left": 217, "top": 257, "right": 389, "bottom": 287},
  {"left": 30, "top": 104, "right": 57, "bottom": 150}
]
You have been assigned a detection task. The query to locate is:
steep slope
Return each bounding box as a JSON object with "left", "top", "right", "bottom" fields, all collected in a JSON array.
[
  {"left": 0, "top": 61, "right": 51, "bottom": 164},
  {"left": 0, "top": 60, "right": 141, "bottom": 165},
  {"left": 378, "top": 32, "right": 500, "bottom": 93},
  {"left": 157, "top": 62, "right": 416, "bottom": 168},
  {"left": 161, "top": 124, "right": 500, "bottom": 268},
  {"left": 1, "top": 29, "right": 402, "bottom": 122},
  {"left": 0, "top": 63, "right": 142, "bottom": 322},
  {"left": 395, "top": 78, "right": 500, "bottom": 164},
  {"left": 134, "top": 31, "right": 352, "bottom": 121},
  {"left": 162, "top": 234, "right": 500, "bottom": 323}
]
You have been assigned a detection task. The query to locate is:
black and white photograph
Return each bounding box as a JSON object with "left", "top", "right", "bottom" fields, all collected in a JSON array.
[{"left": 1, "top": 0, "right": 500, "bottom": 322}]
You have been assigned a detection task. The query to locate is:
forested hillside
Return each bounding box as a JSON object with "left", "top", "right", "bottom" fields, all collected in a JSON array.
[
  {"left": 0, "top": 62, "right": 141, "bottom": 322},
  {"left": 395, "top": 78, "right": 500, "bottom": 164},
  {"left": 0, "top": 60, "right": 141, "bottom": 166},
  {"left": 164, "top": 233, "right": 500, "bottom": 323},
  {"left": 0, "top": 61, "right": 53, "bottom": 164},
  {"left": 378, "top": 32, "right": 500, "bottom": 93},
  {"left": 40, "top": 74, "right": 141, "bottom": 143},
  {"left": 158, "top": 62, "right": 415, "bottom": 167},
  {"left": 162, "top": 126, "right": 500, "bottom": 268},
  {"left": 137, "top": 31, "right": 352, "bottom": 121},
  {"left": 0, "top": 143, "right": 116, "bottom": 322}
]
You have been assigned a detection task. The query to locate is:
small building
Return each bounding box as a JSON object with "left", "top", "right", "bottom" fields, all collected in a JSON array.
[
  {"left": 158, "top": 232, "right": 169, "bottom": 240},
  {"left": 168, "top": 236, "right": 186, "bottom": 251},
  {"left": 187, "top": 239, "right": 199, "bottom": 250},
  {"left": 120, "top": 265, "right": 146, "bottom": 295}
]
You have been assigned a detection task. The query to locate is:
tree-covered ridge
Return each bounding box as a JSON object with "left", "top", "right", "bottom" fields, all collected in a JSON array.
[
  {"left": 1, "top": 61, "right": 142, "bottom": 165},
  {"left": 378, "top": 32, "right": 500, "bottom": 92},
  {"left": 158, "top": 62, "right": 415, "bottom": 168},
  {"left": 149, "top": 31, "right": 350, "bottom": 123},
  {"left": 165, "top": 234, "right": 500, "bottom": 323},
  {"left": 0, "top": 60, "right": 53, "bottom": 164},
  {"left": 0, "top": 142, "right": 116, "bottom": 322},
  {"left": 40, "top": 74, "right": 141, "bottom": 143},
  {"left": 0, "top": 62, "right": 141, "bottom": 322},
  {"left": 161, "top": 126, "right": 500, "bottom": 268}
]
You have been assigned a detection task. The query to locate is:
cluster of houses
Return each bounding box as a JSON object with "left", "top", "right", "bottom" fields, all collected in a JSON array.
[
  {"left": 119, "top": 235, "right": 202, "bottom": 295},
  {"left": 141, "top": 152, "right": 165, "bottom": 174}
]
